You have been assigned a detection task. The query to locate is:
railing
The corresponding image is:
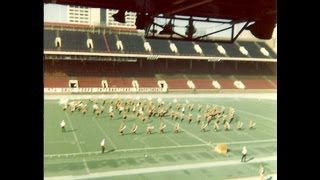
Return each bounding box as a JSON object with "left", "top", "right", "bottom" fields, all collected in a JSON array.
[{"left": 44, "top": 87, "right": 168, "bottom": 94}]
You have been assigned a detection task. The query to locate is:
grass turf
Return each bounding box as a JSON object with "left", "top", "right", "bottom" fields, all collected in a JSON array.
[{"left": 44, "top": 96, "right": 276, "bottom": 179}]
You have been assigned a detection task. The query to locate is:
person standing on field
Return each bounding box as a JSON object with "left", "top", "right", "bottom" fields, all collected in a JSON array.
[
  {"left": 60, "top": 120, "right": 66, "bottom": 132},
  {"left": 101, "top": 139, "right": 105, "bottom": 153},
  {"left": 241, "top": 146, "right": 247, "bottom": 162}
]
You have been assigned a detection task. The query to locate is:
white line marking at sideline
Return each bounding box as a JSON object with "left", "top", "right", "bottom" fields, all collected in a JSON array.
[
  {"left": 45, "top": 139, "right": 276, "bottom": 158},
  {"left": 44, "top": 155, "right": 276, "bottom": 180}
]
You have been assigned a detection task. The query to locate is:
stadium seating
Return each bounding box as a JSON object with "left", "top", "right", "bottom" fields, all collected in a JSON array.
[
  {"left": 44, "top": 27, "right": 277, "bottom": 92},
  {"left": 257, "top": 42, "right": 277, "bottom": 59},
  {"left": 117, "top": 34, "right": 148, "bottom": 54},
  {"left": 44, "top": 30, "right": 57, "bottom": 50},
  {"left": 192, "top": 79, "right": 214, "bottom": 89},
  {"left": 240, "top": 79, "right": 275, "bottom": 89},
  {"left": 165, "top": 79, "right": 189, "bottom": 89},
  {"left": 76, "top": 77, "right": 103, "bottom": 87},
  {"left": 44, "top": 29, "right": 276, "bottom": 60},
  {"left": 104, "top": 32, "right": 121, "bottom": 53},
  {"left": 215, "top": 79, "right": 237, "bottom": 89},
  {"left": 134, "top": 78, "right": 159, "bottom": 88},
  {"left": 107, "top": 77, "right": 133, "bottom": 88},
  {"left": 237, "top": 41, "right": 266, "bottom": 58},
  {"left": 59, "top": 31, "right": 88, "bottom": 51},
  {"left": 196, "top": 42, "right": 226, "bottom": 56},
  {"left": 90, "top": 33, "right": 108, "bottom": 52},
  {"left": 217, "top": 42, "right": 247, "bottom": 57},
  {"left": 44, "top": 77, "right": 69, "bottom": 88},
  {"left": 170, "top": 40, "right": 199, "bottom": 56},
  {"left": 147, "top": 39, "right": 175, "bottom": 55}
]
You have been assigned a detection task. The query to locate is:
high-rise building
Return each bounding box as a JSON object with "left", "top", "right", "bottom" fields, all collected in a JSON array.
[
  {"left": 67, "top": 5, "right": 136, "bottom": 28},
  {"left": 68, "top": 6, "right": 90, "bottom": 24},
  {"left": 106, "top": 9, "right": 136, "bottom": 28}
]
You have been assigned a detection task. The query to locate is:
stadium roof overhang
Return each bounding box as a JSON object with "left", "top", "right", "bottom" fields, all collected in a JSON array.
[{"left": 44, "top": 0, "right": 276, "bottom": 43}]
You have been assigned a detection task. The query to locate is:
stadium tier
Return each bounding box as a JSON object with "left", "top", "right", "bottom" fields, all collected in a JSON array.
[
  {"left": 44, "top": 29, "right": 276, "bottom": 59},
  {"left": 90, "top": 33, "right": 108, "bottom": 52},
  {"left": 257, "top": 42, "right": 277, "bottom": 59},
  {"left": 43, "top": 26, "right": 276, "bottom": 93}
]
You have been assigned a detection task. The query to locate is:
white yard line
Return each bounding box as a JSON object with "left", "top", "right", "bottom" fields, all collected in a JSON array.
[
  {"left": 91, "top": 117, "right": 117, "bottom": 149},
  {"left": 45, "top": 140, "right": 74, "bottom": 144},
  {"left": 163, "top": 131, "right": 181, "bottom": 146},
  {"left": 64, "top": 112, "right": 90, "bottom": 174},
  {"left": 164, "top": 119, "right": 214, "bottom": 148},
  {"left": 44, "top": 93, "right": 277, "bottom": 100},
  {"left": 45, "top": 139, "right": 276, "bottom": 158},
  {"left": 165, "top": 135, "right": 181, "bottom": 146},
  {"left": 236, "top": 109, "right": 276, "bottom": 123},
  {"left": 228, "top": 174, "right": 277, "bottom": 180},
  {"left": 44, "top": 155, "right": 276, "bottom": 180}
]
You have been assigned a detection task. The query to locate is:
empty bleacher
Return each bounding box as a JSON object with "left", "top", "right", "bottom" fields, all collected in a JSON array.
[
  {"left": 59, "top": 31, "right": 88, "bottom": 51},
  {"left": 135, "top": 78, "right": 158, "bottom": 88},
  {"left": 90, "top": 33, "right": 108, "bottom": 52},
  {"left": 214, "top": 78, "right": 237, "bottom": 89},
  {"left": 237, "top": 41, "right": 266, "bottom": 58},
  {"left": 104, "top": 32, "right": 121, "bottom": 53},
  {"left": 44, "top": 29, "right": 277, "bottom": 60},
  {"left": 147, "top": 39, "right": 175, "bottom": 55},
  {"left": 256, "top": 42, "right": 277, "bottom": 59},
  {"left": 118, "top": 34, "right": 147, "bottom": 54},
  {"left": 44, "top": 77, "right": 69, "bottom": 88},
  {"left": 107, "top": 77, "right": 133, "bottom": 88},
  {"left": 240, "top": 79, "right": 275, "bottom": 89},
  {"left": 192, "top": 79, "right": 214, "bottom": 89},
  {"left": 196, "top": 42, "right": 226, "bottom": 57},
  {"left": 217, "top": 42, "right": 247, "bottom": 57},
  {"left": 170, "top": 40, "right": 199, "bottom": 56},
  {"left": 44, "top": 27, "right": 276, "bottom": 92},
  {"left": 77, "top": 77, "right": 102, "bottom": 87},
  {"left": 44, "top": 30, "right": 57, "bottom": 50},
  {"left": 164, "top": 79, "right": 189, "bottom": 89},
  {"left": 236, "top": 75, "right": 276, "bottom": 89},
  {"left": 44, "top": 62, "right": 277, "bottom": 90}
]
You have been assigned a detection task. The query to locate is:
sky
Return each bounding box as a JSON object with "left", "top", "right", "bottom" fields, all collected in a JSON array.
[{"left": 44, "top": 4, "right": 68, "bottom": 22}]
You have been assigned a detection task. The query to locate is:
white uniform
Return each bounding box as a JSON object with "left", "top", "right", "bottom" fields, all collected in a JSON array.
[
  {"left": 101, "top": 139, "right": 105, "bottom": 153},
  {"left": 181, "top": 107, "right": 185, "bottom": 113},
  {"left": 242, "top": 147, "right": 247, "bottom": 154},
  {"left": 241, "top": 146, "right": 247, "bottom": 162},
  {"left": 93, "top": 104, "right": 99, "bottom": 111},
  {"left": 109, "top": 106, "right": 113, "bottom": 113},
  {"left": 60, "top": 120, "right": 65, "bottom": 128},
  {"left": 100, "top": 139, "right": 105, "bottom": 147},
  {"left": 60, "top": 120, "right": 66, "bottom": 132}
]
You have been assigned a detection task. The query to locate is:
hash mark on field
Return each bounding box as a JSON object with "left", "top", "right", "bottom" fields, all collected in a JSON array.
[{"left": 45, "top": 139, "right": 276, "bottom": 158}]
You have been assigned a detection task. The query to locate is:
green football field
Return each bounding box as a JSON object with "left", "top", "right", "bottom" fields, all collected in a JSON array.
[{"left": 44, "top": 94, "right": 277, "bottom": 179}]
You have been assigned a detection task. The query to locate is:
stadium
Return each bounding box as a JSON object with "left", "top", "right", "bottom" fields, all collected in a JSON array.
[{"left": 43, "top": 5, "right": 277, "bottom": 179}]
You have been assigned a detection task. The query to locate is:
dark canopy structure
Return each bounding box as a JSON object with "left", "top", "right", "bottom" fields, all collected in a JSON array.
[{"left": 44, "top": 0, "right": 276, "bottom": 42}]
